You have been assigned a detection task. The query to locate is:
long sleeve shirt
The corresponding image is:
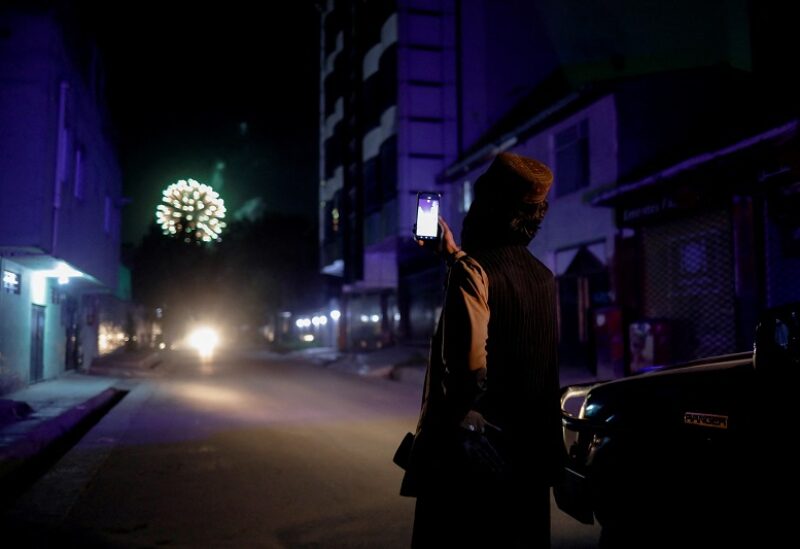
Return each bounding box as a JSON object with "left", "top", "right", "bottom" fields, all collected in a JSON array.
[
  {"left": 442, "top": 251, "right": 489, "bottom": 368},
  {"left": 418, "top": 251, "right": 490, "bottom": 429}
]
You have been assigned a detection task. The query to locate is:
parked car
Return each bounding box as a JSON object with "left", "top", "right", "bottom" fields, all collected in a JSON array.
[{"left": 554, "top": 303, "right": 799, "bottom": 547}]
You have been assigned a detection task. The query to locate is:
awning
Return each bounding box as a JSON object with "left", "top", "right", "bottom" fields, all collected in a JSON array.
[{"left": 591, "top": 120, "right": 799, "bottom": 207}]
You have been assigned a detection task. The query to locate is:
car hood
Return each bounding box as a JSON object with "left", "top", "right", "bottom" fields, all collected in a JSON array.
[{"left": 580, "top": 355, "right": 755, "bottom": 429}]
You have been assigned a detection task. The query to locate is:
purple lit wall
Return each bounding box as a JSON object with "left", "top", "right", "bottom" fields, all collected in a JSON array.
[
  {"left": 459, "top": 0, "right": 559, "bottom": 151},
  {"left": 0, "top": 16, "right": 55, "bottom": 249},
  {"left": 0, "top": 12, "right": 122, "bottom": 289},
  {"left": 0, "top": 9, "right": 123, "bottom": 391}
]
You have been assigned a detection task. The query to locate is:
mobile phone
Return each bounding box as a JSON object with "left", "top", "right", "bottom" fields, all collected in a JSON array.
[{"left": 415, "top": 192, "right": 441, "bottom": 240}]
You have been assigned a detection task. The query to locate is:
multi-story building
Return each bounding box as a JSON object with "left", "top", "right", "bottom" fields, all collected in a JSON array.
[
  {"left": 437, "top": 0, "right": 754, "bottom": 376},
  {"left": 0, "top": 8, "right": 126, "bottom": 393},
  {"left": 320, "top": 0, "right": 786, "bottom": 378},
  {"left": 319, "top": 0, "right": 457, "bottom": 349}
]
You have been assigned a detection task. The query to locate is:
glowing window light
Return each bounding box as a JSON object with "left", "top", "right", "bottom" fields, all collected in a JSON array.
[
  {"left": 156, "top": 178, "right": 227, "bottom": 244},
  {"left": 34, "top": 262, "right": 83, "bottom": 286},
  {"left": 31, "top": 273, "right": 47, "bottom": 305},
  {"left": 302, "top": 334, "right": 315, "bottom": 342},
  {"left": 3, "top": 270, "right": 20, "bottom": 294}
]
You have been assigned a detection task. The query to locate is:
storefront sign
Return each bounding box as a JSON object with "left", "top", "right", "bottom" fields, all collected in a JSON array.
[
  {"left": 621, "top": 197, "right": 677, "bottom": 224},
  {"left": 2, "top": 270, "right": 20, "bottom": 294}
]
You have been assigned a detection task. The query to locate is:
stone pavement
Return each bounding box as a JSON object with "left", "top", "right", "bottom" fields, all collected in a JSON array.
[
  {"left": 288, "top": 344, "right": 603, "bottom": 388},
  {"left": 0, "top": 344, "right": 602, "bottom": 506},
  {"left": 0, "top": 350, "right": 160, "bottom": 500}
]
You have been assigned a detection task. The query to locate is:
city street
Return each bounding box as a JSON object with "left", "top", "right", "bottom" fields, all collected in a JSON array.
[{"left": 2, "top": 351, "right": 600, "bottom": 548}]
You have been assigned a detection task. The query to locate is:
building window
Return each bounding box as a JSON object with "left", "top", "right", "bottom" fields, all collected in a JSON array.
[
  {"left": 3, "top": 269, "right": 21, "bottom": 294},
  {"left": 555, "top": 119, "right": 590, "bottom": 197},
  {"left": 461, "top": 180, "right": 472, "bottom": 212},
  {"left": 74, "top": 147, "right": 84, "bottom": 199},
  {"left": 51, "top": 287, "right": 62, "bottom": 305},
  {"left": 324, "top": 191, "right": 342, "bottom": 242},
  {"left": 104, "top": 195, "right": 112, "bottom": 234}
]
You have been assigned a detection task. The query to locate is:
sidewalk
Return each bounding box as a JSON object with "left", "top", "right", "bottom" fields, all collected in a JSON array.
[{"left": 0, "top": 349, "right": 160, "bottom": 499}]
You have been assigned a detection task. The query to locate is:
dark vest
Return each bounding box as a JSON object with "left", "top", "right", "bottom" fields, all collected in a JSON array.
[{"left": 470, "top": 244, "right": 562, "bottom": 477}]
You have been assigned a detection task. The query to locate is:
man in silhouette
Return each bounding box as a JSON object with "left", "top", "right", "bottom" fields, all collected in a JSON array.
[{"left": 402, "top": 152, "right": 562, "bottom": 548}]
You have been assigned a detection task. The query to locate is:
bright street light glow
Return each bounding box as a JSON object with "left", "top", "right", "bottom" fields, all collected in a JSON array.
[
  {"left": 31, "top": 273, "right": 47, "bottom": 305},
  {"left": 36, "top": 261, "right": 83, "bottom": 282},
  {"left": 330, "top": 310, "right": 341, "bottom": 321},
  {"left": 188, "top": 326, "right": 220, "bottom": 361}
]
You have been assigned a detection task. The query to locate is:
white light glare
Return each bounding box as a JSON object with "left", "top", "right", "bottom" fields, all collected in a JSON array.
[
  {"left": 36, "top": 261, "right": 83, "bottom": 284},
  {"left": 31, "top": 273, "right": 47, "bottom": 305},
  {"left": 330, "top": 310, "right": 341, "bottom": 321},
  {"left": 188, "top": 326, "right": 220, "bottom": 361}
]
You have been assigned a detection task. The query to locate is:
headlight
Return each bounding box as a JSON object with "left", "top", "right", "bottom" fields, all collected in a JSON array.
[
  {"left": 581, "top": 402, "right": 604, "bottom": 419},
  {"left": 188, "top": 326, "right": 220, "bottom": 359}
]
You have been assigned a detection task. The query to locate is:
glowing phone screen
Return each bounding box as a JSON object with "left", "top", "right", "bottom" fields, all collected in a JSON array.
[{"left": 416, "top": 194, "right": 440, "bottom": 239}]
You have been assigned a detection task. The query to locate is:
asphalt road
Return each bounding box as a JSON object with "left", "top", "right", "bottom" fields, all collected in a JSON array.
[{"left": 2, "top": 350, "right": 601, "bottom": 548}]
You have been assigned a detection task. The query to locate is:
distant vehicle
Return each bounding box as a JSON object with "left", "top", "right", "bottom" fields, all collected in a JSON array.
[
  {"left": 187, "top": 325, "right": 221, "bottom": 362},
  {"left": 555, "top": 303, "right": 799, "bottom": 547}
]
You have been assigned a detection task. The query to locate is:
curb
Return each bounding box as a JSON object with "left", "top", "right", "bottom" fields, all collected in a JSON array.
[
  {"left": 87, "top": 352, "right": 162, "bottom": 378},
  {"left": 0, "top": 387, "right": 127, "bottom": 494}
]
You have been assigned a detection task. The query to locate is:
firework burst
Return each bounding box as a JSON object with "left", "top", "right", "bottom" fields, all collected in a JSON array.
[{"left": 155, "top": 179, "right": 227, "bottom": 243}]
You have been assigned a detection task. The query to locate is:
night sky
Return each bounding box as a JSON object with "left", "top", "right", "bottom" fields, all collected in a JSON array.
[{"left": 78, "top": 1, "right": 321, "bottom": 245}]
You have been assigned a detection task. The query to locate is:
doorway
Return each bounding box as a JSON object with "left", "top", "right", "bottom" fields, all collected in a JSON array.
[
  {"left": 30, "top": 304, "right": 45, "bottom": 383},
  {"left": 557, "top": 245, "right": 611, "bottom": 371}
]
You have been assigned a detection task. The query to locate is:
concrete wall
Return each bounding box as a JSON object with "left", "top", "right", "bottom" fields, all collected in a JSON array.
[
  {"left": 0, "top": 10, "right": 124, "bottom": 393},
  {"left": 443, "top": 95, "right": 619, "bottom": 270},
  {"left": 459, "top": 0, "right": 560, "bottom": 152},
  {"left": 531, "top": 95, "right": 618, "bottom": 269},
  {"left": 0, "top": 16, "right": 56, "bottom": 251},
  {"left": 0, "top": 258, "right": 33, "bottom": 392},
  {"left": 42, "top": 276, "right": 66, "bottom": 381},
  {"left": 0, "top": 257, "right": 72, "bottom": 393},
  {"left": 0, "top": 12, "right": 122, "bottom": 289}
]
